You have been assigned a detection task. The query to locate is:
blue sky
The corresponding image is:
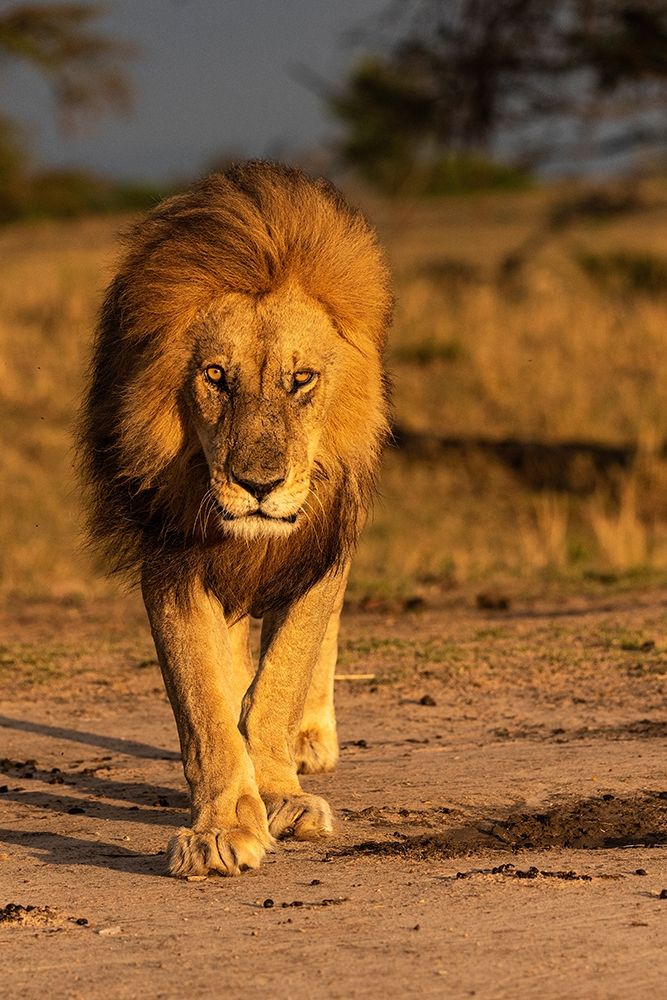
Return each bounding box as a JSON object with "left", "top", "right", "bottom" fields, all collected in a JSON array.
[{"left": 4, "top": 0, "right": 389, "bottom": 182}]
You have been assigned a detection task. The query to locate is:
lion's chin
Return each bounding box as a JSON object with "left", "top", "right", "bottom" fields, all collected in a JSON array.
[{"left": 218, "top": 511, "right": 301, "bottom": 542}]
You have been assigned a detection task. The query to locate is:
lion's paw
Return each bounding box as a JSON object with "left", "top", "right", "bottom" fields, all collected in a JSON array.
[
  {"left": 295, "top": 725, "right": 339, "bottom": 774},
  {"left": 167, "top": 824, "right": 270, "bottom": 878},
  {"left": 265, "top": 793, "right": 334, "bottom": 841}
]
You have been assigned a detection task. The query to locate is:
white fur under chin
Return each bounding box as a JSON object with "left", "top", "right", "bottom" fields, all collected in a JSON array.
[{"left": 220, "top": 513, "right": 300, "bottom": 542}]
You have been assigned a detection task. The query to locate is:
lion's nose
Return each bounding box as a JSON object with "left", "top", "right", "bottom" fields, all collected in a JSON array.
[{"left": 231, "top": 473, "right": 286, "bottom": 502}]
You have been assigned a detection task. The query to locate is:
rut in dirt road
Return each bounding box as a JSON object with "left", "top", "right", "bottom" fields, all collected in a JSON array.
[{"left": 334, "top": 792, "right": 667, "bottom": 859}]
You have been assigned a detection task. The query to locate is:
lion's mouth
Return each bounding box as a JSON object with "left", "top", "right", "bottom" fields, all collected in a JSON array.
[{"left": 213, "top": 499, "right": 298, "bottom": 525}]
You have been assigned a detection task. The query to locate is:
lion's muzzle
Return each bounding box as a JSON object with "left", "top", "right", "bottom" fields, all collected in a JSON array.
[{"left": 230, "top": 472, "right": 286, "bottom": 502}]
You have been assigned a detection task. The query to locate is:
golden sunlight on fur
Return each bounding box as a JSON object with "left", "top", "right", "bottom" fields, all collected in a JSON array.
[{"left": 78, "top": 161, "right": 392, "bottom": 876}]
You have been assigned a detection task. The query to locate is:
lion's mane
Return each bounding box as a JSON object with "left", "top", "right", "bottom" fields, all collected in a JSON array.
[{"left": 78, "top": 161, "right": 392, "bottom": 617}]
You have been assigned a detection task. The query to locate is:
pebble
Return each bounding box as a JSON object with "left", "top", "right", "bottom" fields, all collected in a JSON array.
[{"left": 263, "top": 898, "right": 274, "bottom": 909}]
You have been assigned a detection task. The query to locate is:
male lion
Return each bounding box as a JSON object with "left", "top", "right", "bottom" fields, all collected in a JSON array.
[{"left": 78, "top": 161, "right": 392, "bottom": 877}]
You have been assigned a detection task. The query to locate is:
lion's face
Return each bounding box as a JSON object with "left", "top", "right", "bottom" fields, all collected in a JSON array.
[{"left": 186, "top": 284, "right": 341, "bottom": 541}]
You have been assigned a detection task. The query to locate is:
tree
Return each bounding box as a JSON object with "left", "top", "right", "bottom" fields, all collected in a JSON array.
[
  {"left": 0, "top": 3, "right": 133, "bottom": 132},
  {"left": 330, "top": 0, "right": 667, "bottom": 192},
  {"left": 0, "top": 4, "right": 135, "bottom": 219}
]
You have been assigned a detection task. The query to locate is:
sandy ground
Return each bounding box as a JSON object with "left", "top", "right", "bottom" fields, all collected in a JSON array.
[{"left": 1, "top": 587, "right": 666, "bottom": 999}]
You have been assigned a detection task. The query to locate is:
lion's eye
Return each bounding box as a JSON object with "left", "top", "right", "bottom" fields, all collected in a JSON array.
[
  {"left": 292, "top": 370, "right": 316, "bottom": 390},
  {"left": 204, "top": 365, "right": 227, "bottom": 388}
]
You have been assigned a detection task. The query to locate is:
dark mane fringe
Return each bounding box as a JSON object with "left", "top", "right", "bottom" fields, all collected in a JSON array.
[{"left": 77, "top": 160, "right": 392, "bottom": 614}]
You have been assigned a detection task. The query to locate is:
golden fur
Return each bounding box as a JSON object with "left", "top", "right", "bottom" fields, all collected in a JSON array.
[{"left": 78, "top": 161, "right": 392, "bottom": 876}]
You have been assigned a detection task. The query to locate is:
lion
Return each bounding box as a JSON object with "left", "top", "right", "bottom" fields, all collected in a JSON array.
[{"left": 78, "top": 160, "right": 392, "bottom": 877}]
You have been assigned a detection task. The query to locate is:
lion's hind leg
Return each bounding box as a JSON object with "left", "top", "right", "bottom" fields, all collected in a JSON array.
[
  {"left": 294, "top": 565, "right": 348, "bottom": 774},
  {"left": 242, "top": 570, "right": 346, "bottom": 841}
]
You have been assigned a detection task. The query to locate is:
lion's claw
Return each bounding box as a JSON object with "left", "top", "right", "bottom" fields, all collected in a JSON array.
[{"left": 265, "top": 793, "right": 334, "bottom": 840}]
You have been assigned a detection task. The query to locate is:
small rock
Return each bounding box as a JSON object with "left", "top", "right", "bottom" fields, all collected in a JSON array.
[
  {"left": 98, "top": 926, "right": 122, "bottom": 937},
  {"left": 419, "top": 694, "right": 436, "bottom": 707},
  {"left": 263, "top": 898, "right": 274, "bottom": 909},
  {"left": 635, "top": 869, "right": 648, "bottom": 876},
  {"left": 403, "top": 596, "right": 427, "bottom": 612},
  {"left": 476, "top": 591, "right": 510, "bottom": 611},
  {"left": 659, "top": 889, "right": 667, "bottom": 900},
  {"left": 310, "top": 879, "right": 321, "bottom": 886},
  {"left": 67, "top": 806, "right": 86, "bottom": 815}
]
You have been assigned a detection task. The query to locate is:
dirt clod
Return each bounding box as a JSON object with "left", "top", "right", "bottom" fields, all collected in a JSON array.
[{"left": 0, "top": 903, "right": 62, "bottom": 927}]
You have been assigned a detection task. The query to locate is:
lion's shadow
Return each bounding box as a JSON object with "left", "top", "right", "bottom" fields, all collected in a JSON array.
[
  {"left": 0, "top": 714, "right": 180, "bottom": 760},
  {"left": 0, "top": 713, "right": 189, "bottom": 874},
  {"left": 0, "top": 826, "right": 167, "bottom": 876}
]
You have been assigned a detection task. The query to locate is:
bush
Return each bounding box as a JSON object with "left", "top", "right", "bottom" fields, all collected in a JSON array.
[{"left": 575, "top": 250, "right": 667, "bottom": 298}]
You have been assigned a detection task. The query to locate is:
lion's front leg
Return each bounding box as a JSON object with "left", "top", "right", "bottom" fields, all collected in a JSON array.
[
  {"left": 142, "top": 575, "right": 271, "bottom": 877},
  {"left": 240, "top": 571, "right": 344, "bottom": 841}
]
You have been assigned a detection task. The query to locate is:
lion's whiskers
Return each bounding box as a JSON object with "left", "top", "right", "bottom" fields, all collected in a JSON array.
[
  {"left": 301, "top": 497, "right": 326, "bottom": 556},
  {"left": 202, "top": 492, "right": 217, "bottom": 538},
  {"left": 193, "top": 487, "right": 215, "bottom": 539}
]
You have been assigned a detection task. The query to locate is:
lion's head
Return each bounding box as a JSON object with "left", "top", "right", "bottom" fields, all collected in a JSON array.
[
  {"left": 187, "top": 282, "right": 370, "bottom": 542},
  {"left": 79, "top": 161, "right": 392, "bottom": 615}
]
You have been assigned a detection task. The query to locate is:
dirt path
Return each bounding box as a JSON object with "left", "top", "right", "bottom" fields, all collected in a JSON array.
[{"left": 1, "top": 589, "right": 666, "bottom": 999}]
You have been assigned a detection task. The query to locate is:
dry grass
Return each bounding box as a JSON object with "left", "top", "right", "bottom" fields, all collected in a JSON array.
[
  {"left": 0, "top": 216, "right": 124, "bottom": 598},
  {"left": 2, "top": 183, "right": 667, "bottom": 601},
  {"left": 377, "top": 191, "right": 667, "bottom": 445}
]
